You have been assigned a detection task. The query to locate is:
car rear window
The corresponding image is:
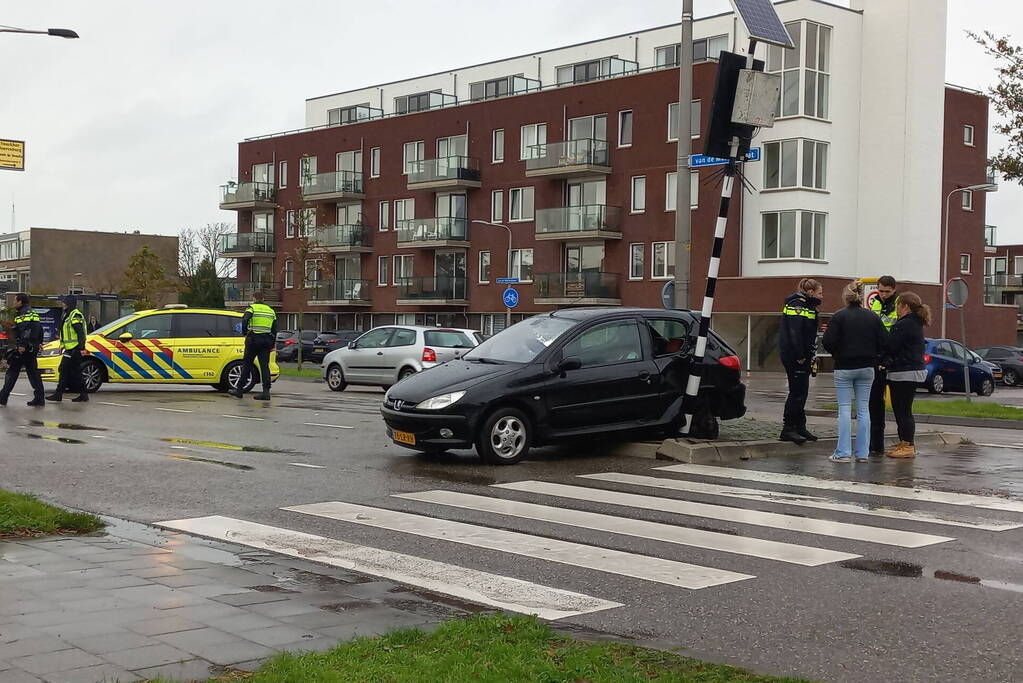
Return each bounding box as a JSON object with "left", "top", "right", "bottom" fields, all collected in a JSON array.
[{"left": 424, "top": 330, "right": 474, "bottom": 348}]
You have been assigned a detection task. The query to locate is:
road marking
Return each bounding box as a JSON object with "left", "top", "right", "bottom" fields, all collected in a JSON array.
[
  {"left": 222, "top": 414, "right": 265, "bottom": 421},
  {"left": 10, "top": 392, "right": 26, "bottom": 396},
  {"left": 656, "top": 464, "right": 1023, "bottom": 513},
  {"left": 156, "top": 407, "right": 193, "bottom": 413},
  {"left": 494, "top": 481, "right": 953, "bottom": 548},
  {"left": 391, "top": 492, "right": 856, "bottom": 567},
  {"left": 302, "top": 422, "right": 354, "bottom": 430},
  {"left": 154, "top": 515, "right": 621, "bottom": 620},
  {"left": 580, "top": 473, "right": 1022, "bottom": 532},
  {"left": 973, "top": 442, "right": 1023, "bottom": 450},
  {"left": 289, "top": 463, "right": 326, "bottom": 469},
  {"left": 91, "top": 435, "right": 107, "bottom": 439},
  {"left": 286, "top": 501, "right": 752, "bottom": 588},
  {"left": 98, "top": 401, "right": 131, "bottom": 407}
]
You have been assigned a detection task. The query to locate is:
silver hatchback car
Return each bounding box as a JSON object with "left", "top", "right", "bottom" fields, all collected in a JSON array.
[{"left": 321, "top": 325, "right": 482, "bottom": 392}]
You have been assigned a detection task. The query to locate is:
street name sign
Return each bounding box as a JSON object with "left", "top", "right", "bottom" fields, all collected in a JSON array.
[
  {"left": 495, "top": 277, "right": 519, "bottom": 284},
  {"left": 689, "top": 148, "right": 760, "bottom": 168}
]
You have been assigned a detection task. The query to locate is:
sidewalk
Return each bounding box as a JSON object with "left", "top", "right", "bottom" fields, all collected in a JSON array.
[{"left": 0, "top": 518, "right": 475, "bottom": 682}]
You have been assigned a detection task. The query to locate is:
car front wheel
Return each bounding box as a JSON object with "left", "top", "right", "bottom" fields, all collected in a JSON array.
[
  {"left": 326, "top": 364, "right": 347, "bottom": 392},
  {"left": 978, "top": 377, "right": 995, "bottom": 396},
  {"left": 1003, "top": 369, "right": 1018, "bottom": 386},
  {"left": 81, "top": 358, "right": 105, "bottom": 393},
  {"left": 477, "top": 407, "right": 531, "bottom": 465}
]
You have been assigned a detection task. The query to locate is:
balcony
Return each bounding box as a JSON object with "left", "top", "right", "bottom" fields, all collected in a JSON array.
[
  {"left": 219, "top": 232, "right": 275, "bottom": 259},
  {"left": 525, "top": 139, "right": 611, "bottom": 179},
  {"left": 397, "top": 276, "right": 468, "bottom": 306},
  {"left": 534, "top": 272, "right": 621, "bottom": 306},
  {"left": 316, "top": 224, "right": 372, "bottom": 253},
  {"left": 406, "top": 156, "right": 482, "bottom": 191},
  {"left": 395, "top": 217, "right": 469, "bottom": 248},
  {"left": 308, "top": 279, "right": 372, "bottom": 307},
  {"left": 535, "top": 205, "right": 622, "bottom": 241},
  {"left": 220, "top": 182, "right": 276, "bottom": 210},
  {"left": 223, "top": 281, "right": 282, "bottom": 308},
  {"left": 300, "top": 171, "right": 365, "bottom": 203}
]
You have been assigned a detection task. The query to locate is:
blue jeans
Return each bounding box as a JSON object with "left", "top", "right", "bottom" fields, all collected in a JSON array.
[{"left": 834, "top": 367, "right": 874, "bottom": 459}]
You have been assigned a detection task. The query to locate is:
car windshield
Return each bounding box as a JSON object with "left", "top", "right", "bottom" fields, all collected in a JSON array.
[
  {"left": 424, "top": 330, "right": 474, "bottom": 348},
  {"left": 90, "top": 314, "right": 137, "bottom": 336},
  {"left": 463, "top": 316, "right": 576, "bottom": 363}
]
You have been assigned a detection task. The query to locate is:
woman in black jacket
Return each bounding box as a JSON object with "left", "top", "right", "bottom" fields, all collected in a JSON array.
[
  {"left": 882, "top": 291, "right": 930, "bottom": 459},
  {"left": 778, "top": 278, "right": 823, "bottom": 445}
]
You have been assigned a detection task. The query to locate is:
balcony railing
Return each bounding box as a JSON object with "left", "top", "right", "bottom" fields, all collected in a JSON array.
[
  {"left": 316, "top": 224, "right": 371, "bottom": 250},
  {"left": 301, "top": 171, "right": 364, "bottom": 200},
  {"left": 395, "top": 217, "right": 469, "bottom": 245},
  {"left": 535, "top": 272, "right": 621, "bottom": 302},
  {"left": 220, "top": 182, "right": 276, "bottom": 209},
  {"left": 219, "top": 232, "right": 275, "bottom": 255},
  {"left": 525, "top": 139, "right": 611, "bottom": 177},
  {"left": 397, "top": 276, "right": 468, "bottom": 302},
  {"left": 535, "top": 205, "right": 622, "bottom": 237},
  {"left": 407, "top": 156, "right": 481, "bottom": 188},
  {"left": 223, "top": 281, "right": 281, "bottom": 305},
  {"left": 985, "top": 274, "right": 1023, "bottom": 288},
  {"left": 308, "top": 279, "right": 372, "bottom": 304}
]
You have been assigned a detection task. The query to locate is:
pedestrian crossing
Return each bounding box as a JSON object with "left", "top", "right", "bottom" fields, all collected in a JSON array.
[{"left": 157, "top": 463, "right": 1023, "bottom": 621}]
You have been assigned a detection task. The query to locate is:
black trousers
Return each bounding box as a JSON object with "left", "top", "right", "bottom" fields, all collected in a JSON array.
[
  {"left": 0, "top": 352, "right": 44, "bottom": 401},
  {"left": 783, "top": 363, "right": 810, "bottom": 428},
  {"left": 889, "top": 380, "right": 917, "bottom": 444},
  {"left": 868, "top": 368, "right": 888, "bottom": 452},
  {"left": 54, "top": 351, "right": 85, "bottom": 396},
  {"left": 238, "top": 335, "right": 273, "bottom": 393}
]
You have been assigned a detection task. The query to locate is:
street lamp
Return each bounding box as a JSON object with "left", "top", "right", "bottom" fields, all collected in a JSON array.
[
  {"left": 471, "top": 220, "right": 513, "bottom": 328},
  {"left": 0, "top": 26, "right": 79, "bottom": 38},
  {"left": 941, "top": 183, "right": 998, "bottom": 338}
]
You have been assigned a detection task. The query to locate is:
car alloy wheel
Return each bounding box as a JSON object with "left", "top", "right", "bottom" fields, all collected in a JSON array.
[
  {"left": 398, "top": 367, "right": 416, "bottom": 382},
  {"left": 929, "top": 375, "right": 944, "bottom": 394},
  {"left": 225, "top": 361, "right": 256, "bottom": 393},
  {"left": 327, "top": 365, "right": 346, "bottom": 392},
  {"left": 490, "top": 415, "right": 526, "bottom": 460},
  {"left": 979, "top": 378, "right": 995, "bottom": 396},
  {"left": 81, "top": 359, "right": 104, "bottom": 393},
  {"left": 478, "top": 407, "right": 531, "bottom": 465},
  {"left": 1004, "top": 369, "right": 1018, "bottom": 386}
]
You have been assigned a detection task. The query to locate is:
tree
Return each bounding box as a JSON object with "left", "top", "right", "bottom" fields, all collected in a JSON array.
[
  {"left": 179, "top": 222, "right": 234, "bottom": 279},
  {"left": 971, "top": 31, "right": 1023, "bottom": 182},
  {"left": 278, "top": 204, "right": 334, "bottom": 370},
  {"left": 180, "top": 258, "right": 225, "bottom": 309},
  {"left": 120, "top": 245, "right": 174, "bottom": 311}
]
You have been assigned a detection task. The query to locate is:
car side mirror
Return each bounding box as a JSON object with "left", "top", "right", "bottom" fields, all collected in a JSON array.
[
  {"left": 119, "top": 332, "right": 133, "bottom": 341},
  {"left": 348, "top": 341, "right": 358, "bottom": 349},
  {"left": 556, "top": 357, "right": 582, "bottom": 376}
]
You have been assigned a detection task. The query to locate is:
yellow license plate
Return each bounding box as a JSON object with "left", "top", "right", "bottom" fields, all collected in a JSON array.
[{"left": 393, "top": 430, "right": 416, "bottom": 445}]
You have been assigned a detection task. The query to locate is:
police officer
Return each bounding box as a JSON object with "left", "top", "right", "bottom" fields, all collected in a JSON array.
[
  {"left": 0, "top": 293, "right": 45, "bottom": 407},
  {"left": 868, "top": 275, "right": 898, "bottom": 455},
  {"left": 778, "top": 278, "right": 823, "bottom": 445},
  {"left": 230, "top": 290, "right": 277, "bottom": 401},
  {"left": 46, "top": 295, "right": 89, "bottom": 403}
]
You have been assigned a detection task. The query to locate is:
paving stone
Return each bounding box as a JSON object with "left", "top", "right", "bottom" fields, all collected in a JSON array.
[
  {"left": 235, "top": 625, "right": 319, "bottom": 648},
  {"left": 58, "top": 597, "right": 136, "bottom": 613},
  {"left": 0, "top": 637, "right": 73, "bottom": 660},
  {"left": 149, "top": 573, "right": 221, "bottom": 589},
  {"left": 150, "top": 592, "right": 209, "bottom": 610},
  {"left": 98, "top": 558, "right": 170, "bottom": 572},
  {"left": 0, "top": 661, "right": 9, "bottom": 671},
  {"left": 9, "top": 649, "right": 104, "bottom": 676},
  {"left": 163, "top": 559, "right": 216, "bottom": 571},
  {"left": 85, "top": 575, "right": 152, "bottom": 590},
  {"left": 13, "top": 612, "right": 93, "bottom": 629},
  {"left": 210, "top": 592, "right": 290, "bottom": 607},
  {"left": 280, "top": 610, "right": 375, "bottom": 630},
  {"left": 37, "top": 589, "right": 103, "bottom": 604},
  {"left": 0, "top": 667, "right": 44, "bottom": 682},
  {"left": 339, "top": 580, "right": 403, "bottom": 601},
  {"left": 244, "top": 601, "right": 324, "bottom": 619},
  {"left": 38, "top": 663, "right": 140, "bottom": 683},
  {"left": 102, "top": 643, "right": 193, "bottom": 671},
  {"left": 203, "top": 613, "right": 282, "bottom": 634},
  {"left": 184, "top": 567, "right": 268, "bottom": 587},
  {"left": 154, "top": 627, "right": 238, "bottom": 653},
  {"left": 152, "top": 604, "right": 247, "bottom": 623},
  {"left": 0, "top": 625, "right": 47, "bottom": 645},
  {"left": 132, "top": 565, "right": 186, "bottom": 579},
  {"left": 276, "top": 636, "right": 343, "bottom": 653},
  {"left": 39, "top": 620, "right": 126, "bottom": 641},
  {"left": 63, "top": 607, "right": 159, "bottom": 627},
  {"left": 174, "top": 639, "right": 275, "bottom": 667},
  {"left": 107, "top": 585, "right": 177, "bottom": 603},
  {"left": 0, "top": 602, "right": 58, "bottom": 618},
  {"left": 177, "top": 584, "right": 253, "bottom": 599},
  {"left": 65, "top": 630, "right": 157, "bottom": 655},
  {"left": 225, "top": 659, "right": 264, "bottom": 672},
  {"left": 124, "top": 616, "right": 204, "bottom": 637},
  {"left": 129, "top": 658, "right": 213, "bottom": 682}
]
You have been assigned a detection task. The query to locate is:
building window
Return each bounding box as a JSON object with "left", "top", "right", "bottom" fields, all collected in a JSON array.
[
  {"left": 618, "top": 110, "right": 633, "bottom": 147},
  {"left": 664, "top": 172, "right": 698, "bottom": 211},
  {"left": 299, "top": 207, "right": 316, "bottom": 237},
  {"left": 764, "top": 139, "right": 827, "bottom": 190},
  {"left": 986, "top": 225, "right": 998, "bottom": 247},
  {"left": 328, "top": 104, "right": 372, "bottom": 125},
  {"left": 630, "top": 243, "right": 644, "bottom": 280},
  {"left": 656, "top": 44, "right": 680, "bottom": 68},
  {"left": 656, "top": 35, "right": 729, "bottom": 67},
  {"left": 556, "top": 57, "right": 638, "bottom": 85},
  {"left": 470, "top": 76, "right": 511, "bottom": 101},
  {"left": 520, "top": 123, "right": 547, "bottom": 160},
  {"left": 960, "top": 253, "right": 972, "bottom": 274},
  {"left": 962, "top": 190, "right": 974, "bottom": 211},
  {"left": 394, "top": 198, "right": 415, "bottom": 224},
  {"left": 492, "top": 129, "right": 505, "bottom": 163},
  {"left": 762, "top": 211, "right": 826, "bottom": 260},
  {"left": 1014, "top": 255, "right": 1023, "bottom": 274},
  {"left": 370, "top": 147, "right": 380, "bottom": 177},
  {"left": 402, "top": 141, "right": 425, "bottom": 174},
  {"left": 767, "top": 21, "right": 830, "bottom": 119},
  {"left": 509, "top": 187, "right": 535, "bottom": 221},
  {"left": 304, "top": 259, "right": 321, "bottom": 288},
  {"left": 964, "top": 125, "right": 975, "bottom": 146},
  {"left": 285, "top": 210, "right": 296, "bottom": 238},
  {"left": 491, "top": 190, "right": 504, "bottom": 222},
  {"left": 767, "top": 22, "right": 803, "bottom": 118},
  {"left": 394, "top": 91, "right": 440, "bottom": 114},
  {"left": 299, "top": 156, "right": 317, "bottom": 185},
  {"left": 801, "top": 140, "right": 828, "bottom": 190},
  {"left": 284, "top": 260, "right": 294, "bottom": 288},
  {"left": 631, "top": 176, "right": 646, "bottom": 213},
  {"left": 652, "top": 242, "right": 675, "bottom": 279},
  {"left": 379, "top": 201, "right": 389, "bottom": 231},
  {"left": 279, "top": 161, "right": 287, "bottom": 189},
  {"left": 510, "top": 249, "right": 533, "bottom": 282},
  {"left": 479, "top": 251, "right": 491, "bottom": 283},
  {"left": 377, "top": 256, "right": 388, "bottom": 286},
  {"left": 668, "top": 100, "right": 700, "bottom": 141},
  {"left": 393, "top": 254, "right": 413, "bottom": 285}
]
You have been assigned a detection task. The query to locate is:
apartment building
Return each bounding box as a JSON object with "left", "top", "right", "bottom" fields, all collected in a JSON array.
[{"left": 218, "top": 0, "right": 1015, "bottom": 369}]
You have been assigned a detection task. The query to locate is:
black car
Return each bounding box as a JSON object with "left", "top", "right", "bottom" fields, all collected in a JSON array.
[
  {"left": 276, "top": 330, "right": 320, "bottom": 362},
  {"left": 380, "top": 308, "right": 746, "bottom": 464},
  {"left": 308, "top": 330, "right": 362, "bottom": 363},
  {"left": 974, "top": 346, "right": 1023, "bottom": 386}
]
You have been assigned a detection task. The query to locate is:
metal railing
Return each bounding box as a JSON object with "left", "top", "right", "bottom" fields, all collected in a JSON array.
[
  {"left": 525, "top": 138, "right": 609, "bottom": 171},
  {"left": 407, "top": 156, "right": 481, "bottom": 184},
  {"left": 535, "top": 205, "right": 622, "bottom": 235},
  {"left": 316, "top": 224, "right": 371, "bottom": 249},
  {"left": 219, "top": 232, "right": 275, "bottom": 253},
  {"left": 301, "top": 170, "right": 364, "bottom": 197},
  {"left": 224, "top": 280, "right": 281, "bottom": 303},
  {"left": 397, "top": 276, "right": 468, "bottom": 301},
  {"left": 309, "top": 279, "right": 372, "bottom": 303},
  {"left": 221, "top": 182, "right": 275, "bottom": 204},
  {"left": 985, "top": 274, "right": 1023, "bottom": 288},
  {"left": 535, "top": 272, "right": 621, "bottom": 300},
  {"left": 395, "top": 217, "right": 468, "bottom": 243}
]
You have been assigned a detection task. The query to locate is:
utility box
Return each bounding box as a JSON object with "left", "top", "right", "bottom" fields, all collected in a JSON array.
[{"left": 732, "top": 69, "right": 781, "bottom": 127}]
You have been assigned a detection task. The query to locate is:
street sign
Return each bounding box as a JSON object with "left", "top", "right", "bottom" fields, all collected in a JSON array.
[
  {"left": 946, "top": 278, "right": 969, "bottom": 309},
  {"left": 0, "top": 139, "right": 25, "bottom": 171},
  {"left": 661, "top": 280, "right": 675, "bottom": 310},
  {"left": 730, "top": 0, "right": 796, "bottom": 48},
  {"left": 502, "top": 288, "right": 520, "bottom": 308},
  {"left": 689, "top": 148, "right": 760, "bottom": 168},
  {"left": 495, "top": 277, "right": 519, "bottom": 284}
]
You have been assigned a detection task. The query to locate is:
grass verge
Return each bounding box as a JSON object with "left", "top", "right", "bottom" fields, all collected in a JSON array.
[
  {"left": 278, "top": 366, "right": 321, "bottom": 379},
  {"left": 0, "top": 489, "right": 103, "bottom": 538},
  {"left": 192, "top": 613, "right": 805, "bottom": 682},
  {"left": 821, "top": 400, "right": 1023, "bottom": 421}
]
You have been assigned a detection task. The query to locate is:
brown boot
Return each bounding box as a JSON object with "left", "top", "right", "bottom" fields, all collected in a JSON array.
[
  {"left": 887, "top": 442, "right": 916, "bottom": 458},
  {"left": 884, "top": 441, "right": 907, "bottom": 456}
]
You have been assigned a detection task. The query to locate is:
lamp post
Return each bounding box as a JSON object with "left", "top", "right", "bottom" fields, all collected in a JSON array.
[
  {"left": 0, "top": 26, "right": 78, "bottom": 38},
  {"left": 673, "top": 0, "right": 694, "bottom": 311},
  {"left": 471, "top": 220, "right": 513, "bottom": 328},
  {"left": 942, "top": 183, "right": 998, "bottom": 338}
]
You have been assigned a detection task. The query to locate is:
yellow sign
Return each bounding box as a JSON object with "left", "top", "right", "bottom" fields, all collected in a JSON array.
[{"left": 0, "top": 139, "right": 25, "bottom": 171}]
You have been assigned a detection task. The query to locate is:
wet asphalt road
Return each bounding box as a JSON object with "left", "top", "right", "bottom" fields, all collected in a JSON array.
[{"left": 1, "top": 375, "right": 1022, "bottom": 682}]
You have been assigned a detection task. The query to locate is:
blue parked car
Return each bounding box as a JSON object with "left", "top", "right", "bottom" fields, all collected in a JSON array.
[{"left": 922, "top": 338, "right": 998, "bottom": 395}]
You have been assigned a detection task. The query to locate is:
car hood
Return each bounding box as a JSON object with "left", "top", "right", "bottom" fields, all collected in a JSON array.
[{"left": 387, "top": 359, "right": 520, "bottom": 403}]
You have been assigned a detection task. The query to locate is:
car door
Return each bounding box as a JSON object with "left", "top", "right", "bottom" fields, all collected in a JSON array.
[
  {"left": 102, "top": 312, "right": 175, "bottom": 381},
  {"left": 342, "top": 327, "right": 394, "bottom": 383},
  {"left": 378, "top": 327, "right": 418, "bottom": 381},
  {"left": 930, "top": 341, "right": 961, "bottom": 390},
  {"left": 645, "top": 317, "right": 694, "bottom": 420},
  {"left": 168, "top": 313, "right": 235, "bottom": 383},
  {"left": 544, "top": 318, "right": 660, "bottom": 431}
]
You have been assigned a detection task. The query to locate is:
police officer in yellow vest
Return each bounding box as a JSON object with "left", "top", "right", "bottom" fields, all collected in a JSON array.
[
  {"left": 230, "top": 291, "right": 277, "bottom": 401},
  {"left": 47, "top": 295, "right": 89, "bottom": 403},
  {"left": 0, "top": 293, "right": 46, "bottom": 407},
  {"left": 867, "top": 275, "right": 898, "bottom": 454}
]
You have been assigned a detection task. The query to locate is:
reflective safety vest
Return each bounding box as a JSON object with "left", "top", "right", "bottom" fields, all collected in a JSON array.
[
  {"left": 60, "top": 309, "right": 86, "bottom": 349},
  {"left": 781, "top": 303, "right": 818, "bottom": 322},
  {"left": 870, "top": 296, "right": 899, "bottom": 330},
  {"left": 14, "top": 310, "right": 40, "bottom": 326},
  {"left": 246, "top": 302, "right": 276, "bottom": 334}
]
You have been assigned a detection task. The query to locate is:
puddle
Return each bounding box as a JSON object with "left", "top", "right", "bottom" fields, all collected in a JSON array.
[
  {"left": 161, "top": 437, "right": 279, "bottom": 453},
  {"left": 24, "top": 433, "right": 85, "bottom": 445},
  {"left": 250, "top": 584, "right": 300, "bottom": 594},
  {"left": 29, "top": 420, "right": 107, "bottom": 432},
  {"left": 320, "top": 599, "right": 379, "bottom": 612},
  {"left": 168, "top": 454, "right": 254, "bottom": 470},
  {"left": 841, "top": 558, "right": 1023, "bottom": 593},
  {"left": 384, "top": 597, "right": 470, "bottom": 619}
]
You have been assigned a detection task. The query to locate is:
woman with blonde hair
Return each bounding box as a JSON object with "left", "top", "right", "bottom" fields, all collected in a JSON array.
[
  {"left": 822, "top": 281, "right": 886, "bottom": 462},
  {"left": 882, "top": 291, "right": 931, "bottom": 458}
]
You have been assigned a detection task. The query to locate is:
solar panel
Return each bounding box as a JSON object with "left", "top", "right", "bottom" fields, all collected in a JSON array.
[{"left": 730, "top": 0, "right": 795, "bottom": 48}]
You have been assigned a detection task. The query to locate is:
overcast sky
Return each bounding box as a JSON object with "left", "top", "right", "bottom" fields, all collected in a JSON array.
[{"left": 2, "top": 1, "right": 1022, "bottom": 242}]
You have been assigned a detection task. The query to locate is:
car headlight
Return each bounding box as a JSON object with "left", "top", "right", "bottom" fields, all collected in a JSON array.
[
  {"left": 40, "top": 346, "right": 62, "bottom": 357},
  {"left": 417, "top": 391, "right": 466, "bottom": 411}
]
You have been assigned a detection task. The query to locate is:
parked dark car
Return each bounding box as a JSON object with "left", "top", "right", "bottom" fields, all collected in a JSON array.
[
  {"left": 923, "top": 338, "right": 997, "bottom": 395},
  {"left": 380, "top": 308, "right": 746, "bottom": 464},
  {"left": 974, "top": 346, "right": 1023, "bottom": 386},
  {"left": 276, "top": 330, "right": 321, "bottom": 362},
  {"left": 308, "top": 330, "right": 362, "bottom": 363}
]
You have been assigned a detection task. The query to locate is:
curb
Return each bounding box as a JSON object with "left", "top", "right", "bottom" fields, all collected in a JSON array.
[
  {"left": 806, "top": 408, "right": 1023, "bottom": 431},
  {"left": 656, "top": 431, "right": 965, "bottom": 464}
]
